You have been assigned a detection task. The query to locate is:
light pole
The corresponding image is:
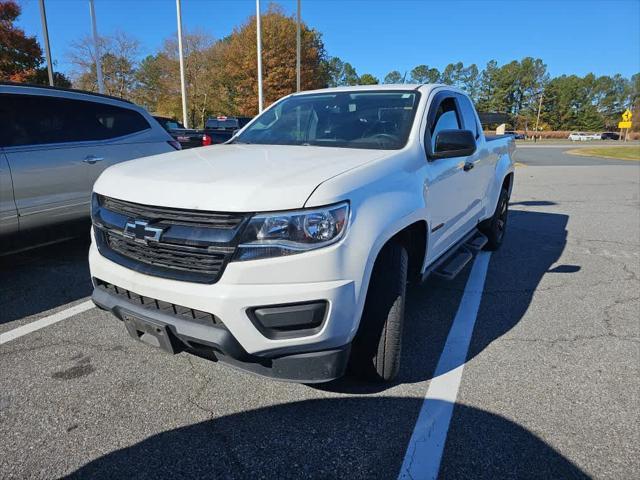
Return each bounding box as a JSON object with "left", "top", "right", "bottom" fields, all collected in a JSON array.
[
  {"left": 176, "top": 0, "right": 189, "bottom": 127},
  {"left": 534, "top": 90, "right": 544, "bottom": 142},
  {"left": 38, "top": 0, "right": 54, "bottom": 86},
  {"left": 296, "top": 0, "right": 301, "bottom": 92},
  {"left": 88, "top": 0, "right": 104, "bottom": 94},
  {"left": 256, "top": 0, "right": 264, "bottom": 112}
]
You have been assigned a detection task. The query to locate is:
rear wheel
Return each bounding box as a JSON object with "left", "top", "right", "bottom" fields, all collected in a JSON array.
[
  {"left": 349, "top": 241, "right": 408, "bottom": 382},
  {"left": 480, "top": 186, "right": 509, "bottom": 251}
]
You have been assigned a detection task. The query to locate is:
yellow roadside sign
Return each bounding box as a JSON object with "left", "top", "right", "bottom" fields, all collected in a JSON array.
[
  {"left": 618, "top": 121, "right": 632, "bottom": 129},
  {"left": 621, "top": 109, "right": 632, "bottom": 122}
]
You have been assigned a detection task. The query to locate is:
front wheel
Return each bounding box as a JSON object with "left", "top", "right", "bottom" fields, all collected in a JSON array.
[
  {"left": 349, "top": 241, "right": 408, "bottom": 382},
  {"left": 480, "top": 187, "right": 509, "bottom": 251}
]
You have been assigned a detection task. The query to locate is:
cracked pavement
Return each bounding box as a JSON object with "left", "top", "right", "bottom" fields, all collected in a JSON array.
[{"left": 1, "top": 148, "right": 639, "bottom": 479}]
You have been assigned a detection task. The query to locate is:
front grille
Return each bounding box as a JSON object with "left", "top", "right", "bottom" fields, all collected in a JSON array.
[
  {"left": 93, "top": 195, "right": 248, "bottom": 284},
  {"left": 106, "top": 232, "right": 226, "bottom": 275},
  {"left": 95, "top": 279, "right": 222, "bottom": 326},
  {"left": 98, "top": 195, "right": 245, "bottom": 229}
]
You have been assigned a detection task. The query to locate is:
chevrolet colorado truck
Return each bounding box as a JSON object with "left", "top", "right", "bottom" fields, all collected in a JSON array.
[{"left": 89, "top": 84, "right": 515, "bottom": 383}]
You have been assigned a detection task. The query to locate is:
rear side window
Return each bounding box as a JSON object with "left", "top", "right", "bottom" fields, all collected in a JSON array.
[
  {"left": 457, "top": 95, "right": 479, "bottom": 138},
  {"left": 154, "top": 117, "right": 184, "bottom": 130},
  {"left": 0, "top": 93, "right": 150, "bottom": 147},
  {"left": 205, "top": 118, "right": 239, "bottom": 129}
]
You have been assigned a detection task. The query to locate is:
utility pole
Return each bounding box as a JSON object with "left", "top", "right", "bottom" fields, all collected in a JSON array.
[
  {"left": 176, "top": 0, "right": 189, "bottom": 127},
  {"left": 38, "top": 0, "right": 54, "bottom": 86},
  {"left": 88, "top": 0, "right": 104, "bottom": 94},
  {"left": 296, "top": 0, "right": 301, "bottom": 92},
  {"left": 534, "top": 90, "right": 544, "bottom": 143},
  {"left": 256, "top": 0, "right": 264, "bottom": 112}
]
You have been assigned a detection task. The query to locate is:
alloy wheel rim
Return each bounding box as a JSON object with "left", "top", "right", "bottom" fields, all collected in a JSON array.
[{"left": 497, "top": 198, "right": 508, "bottom": 237}]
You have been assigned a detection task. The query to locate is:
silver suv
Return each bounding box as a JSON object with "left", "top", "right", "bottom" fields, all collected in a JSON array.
[{"left": 0, "top": 83, "right": 177, "bottom": 252}]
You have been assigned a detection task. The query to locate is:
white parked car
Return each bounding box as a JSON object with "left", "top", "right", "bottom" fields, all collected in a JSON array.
[
  {"left": 89, "top": 85, "right": 515, "bottom": 383},
  {"left": 568, "top": 132, "right": 593, "bottom": 141}
]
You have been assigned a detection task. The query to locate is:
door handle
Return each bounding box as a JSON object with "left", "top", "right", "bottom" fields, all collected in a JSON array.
[
  {"left": 83, "top": 155, "right": 104, "bottom": 164},
  {"left": 463, "top": 162, "right": 474, "bottom": 172}
]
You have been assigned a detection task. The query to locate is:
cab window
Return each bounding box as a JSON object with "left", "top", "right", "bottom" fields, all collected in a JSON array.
[
  {"left": 430, "top": 97, "right": 462, "bottom": 151},
  {"left": 457, "top": 95, "right": 479, "bottom": 138}
]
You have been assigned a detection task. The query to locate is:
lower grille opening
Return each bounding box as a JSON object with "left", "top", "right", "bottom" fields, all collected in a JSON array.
[{"left": 95, "top": 278, "right": 223, "bottom": 327}]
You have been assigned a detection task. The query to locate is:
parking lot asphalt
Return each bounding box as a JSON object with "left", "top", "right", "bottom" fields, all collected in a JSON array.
[{"left": 1, "top": 147, "right": 638, "bottom": 479}]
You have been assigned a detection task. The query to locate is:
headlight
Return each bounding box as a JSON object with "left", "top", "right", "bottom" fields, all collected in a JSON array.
[{"left": 234, "top": 202, "right": 349, "bottom": 261}]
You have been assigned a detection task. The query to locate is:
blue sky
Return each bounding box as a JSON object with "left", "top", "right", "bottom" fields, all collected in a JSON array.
[{"left": 15, "top": 0, "right": 640, "bottom": 80}]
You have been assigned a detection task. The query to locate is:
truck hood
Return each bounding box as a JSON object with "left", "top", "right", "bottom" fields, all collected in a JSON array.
[{"left": 93, "top": 144, "right": 388, "bottom": 212}]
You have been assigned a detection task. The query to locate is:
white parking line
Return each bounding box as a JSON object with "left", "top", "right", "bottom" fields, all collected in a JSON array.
[
  {"left": 0, "top": 300, "right": 94, "bottom": 345},
  {"left": 398, "top": 251, "right": 491, "bottom": 480}
]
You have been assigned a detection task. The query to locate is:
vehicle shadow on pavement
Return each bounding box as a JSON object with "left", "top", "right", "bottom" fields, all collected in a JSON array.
[
  {"left": 65, "top": 397, "right": 589, "bottom": 479},
  {"left": 0, "top": 237, "right": 92, "bottom": 324},
  {"left": 510, "top": 200, "right": 557, "bottom": 207},
  {"left": 317, "top": 209, "right": 571, "bottom": 394}
]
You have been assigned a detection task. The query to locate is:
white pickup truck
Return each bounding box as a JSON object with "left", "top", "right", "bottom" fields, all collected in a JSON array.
[{"left": 89, "top": 84, "right": 515, "bottom": 383}]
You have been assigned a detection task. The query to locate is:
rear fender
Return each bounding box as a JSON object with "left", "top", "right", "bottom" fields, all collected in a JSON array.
[{"left": 484, "top": 146, "right": 515, "bottom": 220}]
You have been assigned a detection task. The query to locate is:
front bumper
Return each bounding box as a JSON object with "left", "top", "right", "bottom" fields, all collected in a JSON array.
[
  {"left": 89, "top": 241, "right": 359, "bottom": 381},
  {"left": 92, "top": 285, "right": 350, "bottom": 382}
]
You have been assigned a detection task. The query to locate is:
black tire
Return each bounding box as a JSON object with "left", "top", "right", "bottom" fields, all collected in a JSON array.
[
  {"left": 349, "top": 241, "right": 408, "bottom": 382},
  {"left": 480, "top": 186, "right": 509, "bottom": 251}
]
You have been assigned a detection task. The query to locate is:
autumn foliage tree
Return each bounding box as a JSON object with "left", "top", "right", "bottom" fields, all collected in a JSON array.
[
  {"left": 0, "top": 0, "right": 42, "bottom": 81},
  {"left": 213, "top": 4, "right": 327, "bottom": 115},
  {"left": 0, "top": 0, "right": 70, "bottom": 86},
  {"left": 159, "top": 32, "right": 217, "bottom": 126},
  {"left": 69, "top": 31, "right": 140, "bottom": 97}
]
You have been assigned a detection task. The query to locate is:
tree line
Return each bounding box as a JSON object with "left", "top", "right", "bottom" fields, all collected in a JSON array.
[{"left": 1, "top": 1, "right": 638, "bottom": 131}]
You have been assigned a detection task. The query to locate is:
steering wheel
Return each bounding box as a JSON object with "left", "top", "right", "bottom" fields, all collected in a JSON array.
[{"left": 367, "top": 133, "right": 400, "bottom": 147}]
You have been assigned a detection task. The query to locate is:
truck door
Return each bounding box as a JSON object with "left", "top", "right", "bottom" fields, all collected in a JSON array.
[
  {"left": 456, "top": 94, "right": 494, "bottom": 219},
  {"left": 423, "top": 93, "right": 479, "bottom": 261}
]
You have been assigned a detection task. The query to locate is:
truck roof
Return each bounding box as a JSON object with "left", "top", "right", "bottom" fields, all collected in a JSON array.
[{"left": 295, "top": 83, "right": 462, "bottom": 96}]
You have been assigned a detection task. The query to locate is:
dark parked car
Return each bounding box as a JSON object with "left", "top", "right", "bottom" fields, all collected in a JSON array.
[
  {"left": 203, "top": 116, "right": 253, "bottom": 144},
  {"left": 505, "top": 130, "right": 526, "bottom": 140},
  {"left": 600, "top": 132, "right": 620, "bottom": 140},
  {"left": 153, "top": 116, "right": 203, "bottom": 149},
  {"left": 153, "top": 115, "right": 253, "bottom": 149}
]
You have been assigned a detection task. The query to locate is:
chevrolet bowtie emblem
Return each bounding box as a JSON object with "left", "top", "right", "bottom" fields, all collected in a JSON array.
[{"left": 123, "top": 220, "right": 164, "bottom": 244}]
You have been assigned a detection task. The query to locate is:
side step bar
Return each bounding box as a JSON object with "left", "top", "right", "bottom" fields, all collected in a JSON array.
[
  {"left": 465, "top": 231, "right": 488, "bottom": 251},
  {"left": 421, "top": 230, "right": 488, "bottom": 282},
  {"left": 433, "top": 249, "right": 473, "bottom": 280}
]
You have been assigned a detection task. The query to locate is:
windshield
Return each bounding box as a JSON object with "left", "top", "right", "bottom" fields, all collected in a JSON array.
[{"left": 234, "top": 91, "right": 420, "bottom": 150}]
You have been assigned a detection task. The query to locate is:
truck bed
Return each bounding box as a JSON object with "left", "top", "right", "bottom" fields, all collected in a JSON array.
[{"left": 485, "top": 135, "right": 512, "bottom": 141}]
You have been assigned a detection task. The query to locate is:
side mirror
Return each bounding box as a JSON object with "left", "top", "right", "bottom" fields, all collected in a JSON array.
[{"left": 432, "top": 129, "right": 476, "bottom": 159}]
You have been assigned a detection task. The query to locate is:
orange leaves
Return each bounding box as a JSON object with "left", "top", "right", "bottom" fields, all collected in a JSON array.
[{"left": 213, "top": 6, "right": 327, "bottom": 116}]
